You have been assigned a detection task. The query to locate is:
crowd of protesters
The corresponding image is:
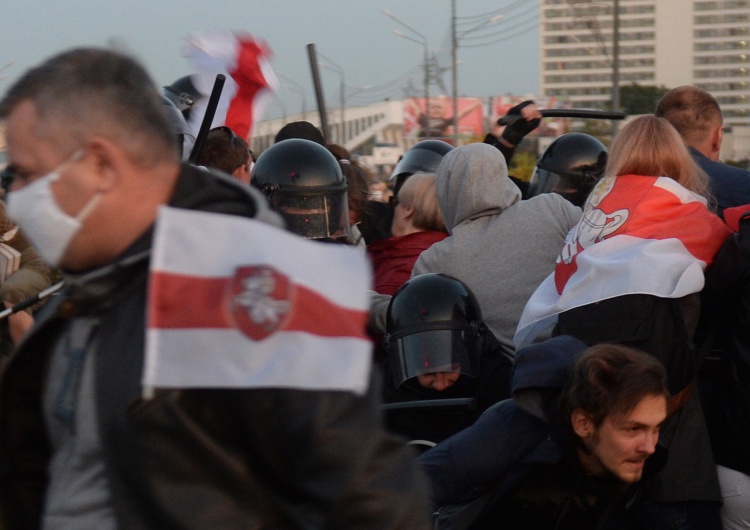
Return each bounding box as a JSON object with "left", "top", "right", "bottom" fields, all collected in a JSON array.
[{"left": 0, "top": 45, "right": 748, "bottom": 530}]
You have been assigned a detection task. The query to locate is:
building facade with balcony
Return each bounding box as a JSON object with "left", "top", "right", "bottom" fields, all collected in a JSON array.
[{"left": 540, "top": 0, "right": 750, "bottom": 129}]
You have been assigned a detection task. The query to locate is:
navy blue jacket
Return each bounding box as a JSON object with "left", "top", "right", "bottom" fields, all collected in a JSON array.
[
  {"left": 420, "top": 335, "right": 587, "bottom": 508},
  {"left": 692, "top": 148, "right": 750, "bottom": 219}
]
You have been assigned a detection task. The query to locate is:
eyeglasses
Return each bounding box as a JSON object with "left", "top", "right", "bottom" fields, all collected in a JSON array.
[
  {"left": 210, "top": 126, "right": 255, "bottom": 162},
  {"left": 212, "top": 125, "right": 239, "bottom": 145}
]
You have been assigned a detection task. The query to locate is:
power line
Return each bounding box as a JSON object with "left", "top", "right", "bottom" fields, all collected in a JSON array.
[
  {"left": 458, "top": 5, "right": 540, "bottom": 42},
  {"left": 461, "top": 18, "right": 540, "bottom": 48}
]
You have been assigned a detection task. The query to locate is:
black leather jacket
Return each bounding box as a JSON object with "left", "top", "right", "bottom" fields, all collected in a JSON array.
[{"left": 0, "top": 165, "right": 431, "bottom": 529}]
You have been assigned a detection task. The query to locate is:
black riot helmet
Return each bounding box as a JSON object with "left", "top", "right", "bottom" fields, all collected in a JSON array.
[
  {"left": 389, "top": 140, "right": 454, "bottom": 196},
  {"left": 251, "top": 138, "right": 351, "bottom": 240},
  {"left": 528, "top": 132, "right": 608, "bottom": 207},
  {"left": 161, "top": 95, "right": 195, "bottom": 161},
  {"left": 384, "top": 273, "right": 485, "bottom": 389},
  {"left": 163, "top": 75, "right": 202, "bottom": 121}
]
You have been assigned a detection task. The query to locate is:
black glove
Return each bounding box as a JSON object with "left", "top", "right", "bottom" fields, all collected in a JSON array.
[{"left": 500, "top": 100, "right": 540, "bottom": 146}]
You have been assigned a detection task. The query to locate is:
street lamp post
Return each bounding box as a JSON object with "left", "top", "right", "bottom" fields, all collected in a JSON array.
[
  {"left": 451, "top": 1, "right": 503, "bottom": 144},
  {"left": 385, "top": 10, "right": 431, "bottom": 137}
]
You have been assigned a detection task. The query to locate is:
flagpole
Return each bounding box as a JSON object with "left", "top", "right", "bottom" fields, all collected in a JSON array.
[
  {"left": 306, "top": 43, "right": 331, "bottom": 142},
  {"left": 0, "top": 281, "right": 65, "bottom": 321},
  {"left": 188, "top": 74, "right": 226, "bottom": 163}
]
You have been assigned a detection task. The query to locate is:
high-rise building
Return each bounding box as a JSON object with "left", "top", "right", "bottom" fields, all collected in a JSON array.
[{"left": 540, "top": 0, "right": 750, "bottom": 127}]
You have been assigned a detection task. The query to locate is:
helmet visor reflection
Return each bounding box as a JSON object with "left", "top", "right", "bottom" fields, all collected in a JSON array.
[
  {"left": 275, "top": 191, "right": 351, "bottom": 240},
  {"left": 389, "top": 329, "right": 480, "bottom": 388}
]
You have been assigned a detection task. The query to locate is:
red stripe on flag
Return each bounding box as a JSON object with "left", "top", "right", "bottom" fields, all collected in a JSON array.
[
  {"left": 554, "top": 175, "right": 729, "bottom": 294},
  {"left": 225, "top": 39, "right": 270, "bottom": 139},
  {"left": 148, "top": 271, "right": 368, "bottom": 339}
]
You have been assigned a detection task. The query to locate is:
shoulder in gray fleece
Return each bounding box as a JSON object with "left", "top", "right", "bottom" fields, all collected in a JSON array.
[{"left": 413, "top": 143, "right": 581, "bottom": 353}]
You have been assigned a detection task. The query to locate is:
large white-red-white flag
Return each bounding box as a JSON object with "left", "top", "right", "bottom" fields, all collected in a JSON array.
[
  {"left": 182, "top": 30, "right": 278, "bottom": 140},
  {"left": 143, "top": 207, "right": 373, "bottom": 395},
  {"left": 514, "top": 175, "right": 730, "bottom": 349}
]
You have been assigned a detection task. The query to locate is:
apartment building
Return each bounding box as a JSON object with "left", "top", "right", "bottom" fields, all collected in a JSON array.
[{"left": 540, "top": 0, "right": 750, "bottom": 127}]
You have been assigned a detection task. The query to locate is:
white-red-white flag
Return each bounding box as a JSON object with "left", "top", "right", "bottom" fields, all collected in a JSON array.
[
  {"left": 143, "top": 207, "right": 373, "bottom": 395},
  {"left": 514, "top": 175, "right": 730, "bottom": 349},
  {"left": 182, "top": 30, "right": 278, "bottom": 140}
]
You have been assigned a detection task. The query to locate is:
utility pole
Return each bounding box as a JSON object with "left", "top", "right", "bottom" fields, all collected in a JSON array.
[
  {"left": 451, "top": 0, "right": 458, "bottom": 144},
  {"left": 611, "top": 0, "right": 621, "bottom": 142}
]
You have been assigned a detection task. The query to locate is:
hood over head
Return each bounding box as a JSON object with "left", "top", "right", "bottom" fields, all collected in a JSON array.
[
  {"left": 511, "top": 335, "right": 589, "bottom": 424},
  {"left": 436, "top": 143, "right": 521, "bottom": 233}
]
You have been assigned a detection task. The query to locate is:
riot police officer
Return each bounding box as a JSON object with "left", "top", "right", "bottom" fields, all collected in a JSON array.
[
  {"left": 251, "top": 138, "right": 351, "bottom": 241},
  {"left": 527, "top": 132, "right": 608, "bottom": 207}
]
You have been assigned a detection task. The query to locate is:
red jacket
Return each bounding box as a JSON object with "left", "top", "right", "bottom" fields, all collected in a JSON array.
[{"left": 368, "top": 230, "right": 447, "bottom": 295}]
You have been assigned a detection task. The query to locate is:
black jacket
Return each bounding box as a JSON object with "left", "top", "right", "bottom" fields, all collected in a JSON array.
[
  {"left": 0, "top": 165, "right": 431, "bottom": 529},
  {"left": 699, "top": 207, "right": 750, "bottom": 476}
]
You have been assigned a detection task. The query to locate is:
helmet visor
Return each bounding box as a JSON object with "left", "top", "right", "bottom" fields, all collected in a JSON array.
[
  {"left": 274, "top": 190, "right": 351, "bottom": 240},
  {"left": 528, "top": 168, "right": 592, "bottom": 207},
  {"left": 388, "top": 329, "right": 480, "bottom": 388}
]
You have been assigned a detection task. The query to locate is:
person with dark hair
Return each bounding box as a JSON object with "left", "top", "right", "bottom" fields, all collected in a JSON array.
[
  {"left": 655, "top": 85, "right": 750, "bottom": 219},
  {"left": 195, "top": 126, "right": 253, "bottom": 184},
  {"left": 273, "top": 120, "right": 325, "bottom": 145},
  {"left": 422, "top": 338, "right": 669, "bottom": 529},
  {"left": 0, "top": 47, "right": 431, "bottom": 529},
  {"left": 339, "top": 160, "right": 370, "bottom": 247},
  {"left": 517, "top": 115, "right": 730, "bottom": 530}
]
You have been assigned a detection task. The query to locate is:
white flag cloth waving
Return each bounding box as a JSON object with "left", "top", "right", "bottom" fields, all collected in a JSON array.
[
  {"left": 182, "top": 30, "right": 278, "bottom": 140},
  {"left": 143, "top": 207, "right": 373, "bottom": 395}
]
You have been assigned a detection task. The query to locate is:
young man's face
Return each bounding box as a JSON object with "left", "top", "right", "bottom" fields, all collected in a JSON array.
[{"left": 574, "top": 393, "right": 667, "bottom": 484}]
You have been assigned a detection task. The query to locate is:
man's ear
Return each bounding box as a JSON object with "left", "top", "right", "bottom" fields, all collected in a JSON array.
[
  {"left": 571, "top": 408, "right": 594, "bottom": 439},
  {"left": 402, "top": 204, "right": 415, "bottom": 219},
  {"left": 711, "top": 125, "right": 723, "bottom": 155},
  {"left": 85, "top": 137, "right": 123, "bottom": 192}
]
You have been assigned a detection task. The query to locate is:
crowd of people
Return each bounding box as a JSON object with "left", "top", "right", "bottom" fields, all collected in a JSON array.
[{"left": 0, "top": 46, "right": 748, "bottom": 530}]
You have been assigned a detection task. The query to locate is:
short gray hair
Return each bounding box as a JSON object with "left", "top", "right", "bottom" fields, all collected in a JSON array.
[{"left": 0, "top": 47, "right": 177, "bottom": 166}]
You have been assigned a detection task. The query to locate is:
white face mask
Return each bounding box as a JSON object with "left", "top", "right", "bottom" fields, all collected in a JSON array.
[{"left": 6, "top": 151, "right": 102, "bottom": 267}]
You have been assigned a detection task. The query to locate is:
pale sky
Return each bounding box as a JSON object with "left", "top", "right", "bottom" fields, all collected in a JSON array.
[{"left": 0, "top": 0, "right": 539, "bottom": 118}]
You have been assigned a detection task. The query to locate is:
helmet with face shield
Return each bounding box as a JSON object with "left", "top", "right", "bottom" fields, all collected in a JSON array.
[
  {"left": 251, "top": 138, "right": 350, "bottom": 241},
  {"left": 528, "top": 132, "right": 607, "bottom": 207},
  {"left": 384, "top": 273, "right": 486, "bottom": 389}
]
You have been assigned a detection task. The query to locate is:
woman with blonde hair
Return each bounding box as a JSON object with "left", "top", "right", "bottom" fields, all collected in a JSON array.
[
  {"left": 516, "top": 114, "right": 730, "bottom": 529},
  {"left": 604, "top": 114, "right": 710, "bottom": 199},
  {"left": 367, "top": 173, "right": 447, "bottom": 295}
]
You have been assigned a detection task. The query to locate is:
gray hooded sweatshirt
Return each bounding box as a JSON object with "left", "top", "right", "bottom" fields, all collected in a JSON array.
[{"left": 412, "top": 143, "right": 581, "bottom": 353}]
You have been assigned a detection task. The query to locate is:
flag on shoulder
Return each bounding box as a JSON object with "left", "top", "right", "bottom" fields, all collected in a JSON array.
[
  {"left": 182, "top": 29, "right": 278, "bottom": 140},
  {"left": 514, "top": 175, "right": 730, "bottom": 349},
  {"left": 143, "top": 206, "right": 372, "bottom": 395}
]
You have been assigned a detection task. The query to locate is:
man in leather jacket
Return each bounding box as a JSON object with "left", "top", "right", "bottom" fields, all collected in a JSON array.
[{"left": 0, "top": 47, "right": 431, "bottom": 529}]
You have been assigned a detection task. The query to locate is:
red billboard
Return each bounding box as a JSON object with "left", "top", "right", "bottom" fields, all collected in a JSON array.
[{"left": 403, "top": 96, "right": 484, "bottom": 142}]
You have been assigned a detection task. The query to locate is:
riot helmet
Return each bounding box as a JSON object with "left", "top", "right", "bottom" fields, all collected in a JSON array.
[
  {"left": 384, "top": 273, "right": 485, "bottom": 389},
  {"left": 163, "top": 75, "right": 202, "bottom": 121},
  {"left": 389, "top": 140, "right": 453, "bottom": 196},
  {"left": 251, "top": 139, "right": 351, "bottom": 240},
  {"left": 528, "top": 132, "right": 607, "bottom": 207},
  {"left": 161, "top": 95, "right": 195, "bottom": 161}
]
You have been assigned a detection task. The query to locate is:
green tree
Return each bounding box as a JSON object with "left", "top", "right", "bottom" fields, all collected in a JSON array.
[
  {"left": 508, "top": 151, "right": 537, "bottom": 182},
  {"left": 619, "top": 83, "right": 671, "bottom": 115}
]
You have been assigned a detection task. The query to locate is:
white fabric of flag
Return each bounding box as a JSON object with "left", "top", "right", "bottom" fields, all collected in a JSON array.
[{"left": 143, "top": 206, "right": 373, "bottom": 395}]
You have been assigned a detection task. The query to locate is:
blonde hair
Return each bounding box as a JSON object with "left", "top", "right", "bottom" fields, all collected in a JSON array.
[
  {"left": 606, "top": 115, "right": 710, "bottom": 198},
  {"left": 397, "top": 173, "right": 445, "bottom": 232}
]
